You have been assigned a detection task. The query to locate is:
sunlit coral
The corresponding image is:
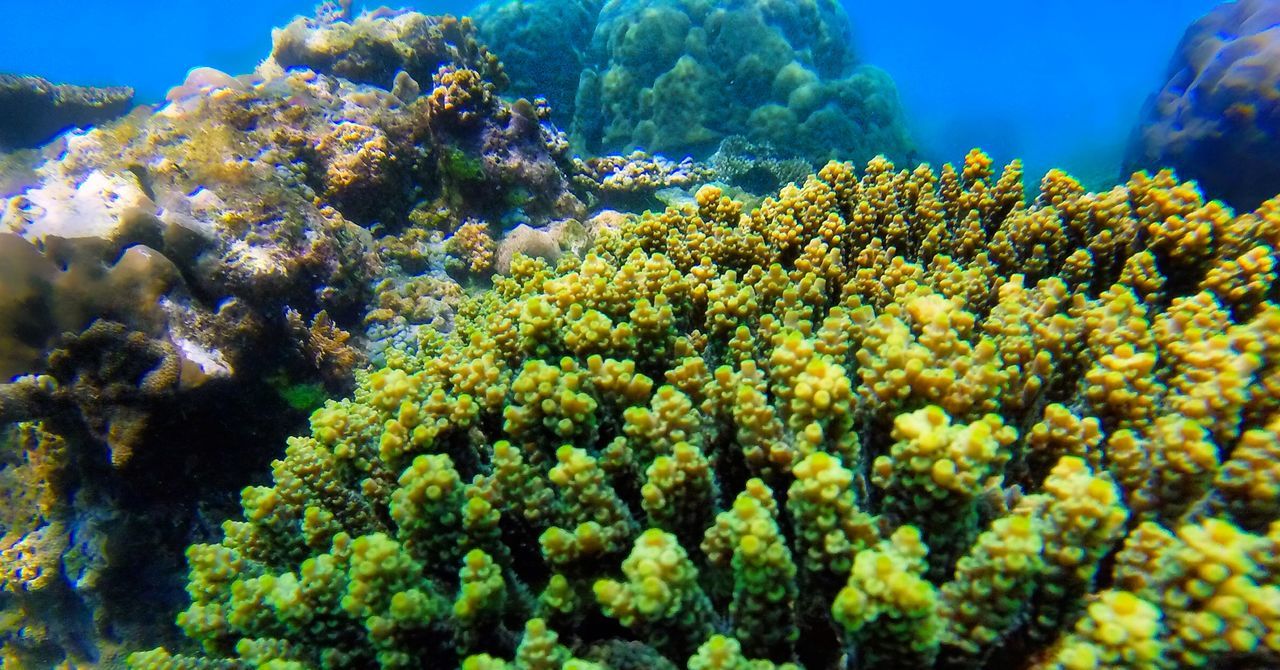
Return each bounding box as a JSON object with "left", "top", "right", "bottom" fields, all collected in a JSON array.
[{"left": 128, "top": 152, "right": 1280, "bottom": 669}]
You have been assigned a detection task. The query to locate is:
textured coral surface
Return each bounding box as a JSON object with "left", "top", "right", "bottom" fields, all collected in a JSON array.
[
  {"left": 471, "top": 0, "right": 599, "bottom": 122},
  {"left": 475, "top": 0, "right": 915, "bottom": 166},
  {"left": 1124, "top": 0, "right": 1280, "bottom": 211},
  {"left": 125, "top": 150, "right": 1280, "bottom": 669},
  {"left": 0, "top": 10, "right": 590, "bottom": 667},
  {"left": 0, "top": 74, "right": 135, "bottom": 150},
  {"left": 0, "top": 8, "right": 584, "bottom": 461},
  {"left": 8, "top": 3, "right": 1280, "bottom": 669}
]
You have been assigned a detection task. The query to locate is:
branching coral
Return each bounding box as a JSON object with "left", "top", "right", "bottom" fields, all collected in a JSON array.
[
  {"left": 129, "top": 151, "right": 1280, "bottom": 669},
  {"left": 446, "top": 220, "right": 498, "bottom": 277},
  {"left": 0, "top": 8, "right": 594, "bottom": 666}
]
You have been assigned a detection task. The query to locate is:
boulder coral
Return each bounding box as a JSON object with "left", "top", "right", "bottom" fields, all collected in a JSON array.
[
  {"left": 1124, "top": 0, "right": 1280, "bottom": 211},
  {"left": 471, "top": 0, "right": 600, "bottom": 121},
  {"left": 474, "top": 0, "right": 915, "bottom": 166},
  {"left": 127, "top": 150, "right": 1280, "bottom": 669},
  {"left": 0, "top": 8, "right": 588, "bottom": 666}
]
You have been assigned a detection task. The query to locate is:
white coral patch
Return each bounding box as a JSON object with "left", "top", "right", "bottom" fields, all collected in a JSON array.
[
  {"left": 173, "top": 336, "right": 232, "bottom": 379},
  {"left": 10, "top": 170, "right": 153, "bottom": 242},
  {"left": 226, "top": 238, "right": 287, "bottom": 278}
]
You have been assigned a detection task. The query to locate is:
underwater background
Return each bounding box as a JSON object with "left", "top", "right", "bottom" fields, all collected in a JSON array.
[
  {"left": 3, "top": 1, "right": 1280, "bottom": 669},
  {"left": 1, "top": 0, "right": 1222, "bottom": 188}
]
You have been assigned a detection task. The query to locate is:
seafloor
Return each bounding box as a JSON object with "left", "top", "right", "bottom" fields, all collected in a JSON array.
[{"left": 2, "top": 1, "right": 1280, "bottom": 669}]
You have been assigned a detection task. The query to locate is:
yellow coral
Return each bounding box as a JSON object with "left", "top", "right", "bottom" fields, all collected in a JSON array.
[
  {"left": 593, "top": 528, "right": 712, "bottom": 643},
  {"left": 1034, "top": 590, "right": 1164, "bottom": 670},
  {"left": 832, "top": 526, "right": 940, "bottom": 667},
  {"left": 788, "top": 451, "right": 878, "bottom": 576},
  {"left": 447, "top": 220, "right": 497, "bottom": 275},
  {"left": 129, "top": 150, "right": 1280, "bottom": 669}
]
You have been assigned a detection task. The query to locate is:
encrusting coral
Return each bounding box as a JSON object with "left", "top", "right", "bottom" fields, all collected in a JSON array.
[
  {"left": 573, "top": 151, "right": 712, "bottom": 210},
  {"left": 124, "top": 148, "right": 1280, "bottom": 669}
]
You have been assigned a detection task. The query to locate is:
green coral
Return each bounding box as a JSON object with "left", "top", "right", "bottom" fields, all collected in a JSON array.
[
  {"left": 269, "top": 376, "right": 331, "bottom": 414},
  {"left": 594, "top": 528, "right": 713, "bottom": 655},
  {"left": 832, "top": 527, "right": 940, "bottom": 669},
  {"left": 442, "top": 146, "right": 487, "bottom": 184},
  {"left": 127, "top": 153, "right": 1280, "bottom": 670}
]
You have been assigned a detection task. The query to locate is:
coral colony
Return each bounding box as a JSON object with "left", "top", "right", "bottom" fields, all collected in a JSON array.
[
  {"left": 2, "top": 1, "right": 1280, "bottom": 669},
  {"left": 1124, "top": 0, "right": 1280, "bottom": 212}
]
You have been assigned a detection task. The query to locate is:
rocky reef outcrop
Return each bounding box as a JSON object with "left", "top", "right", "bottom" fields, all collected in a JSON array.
[
  {"left": 0, "top": 75, "right": 135, "bottom": 150},
  {"left": 1124, "top": 0, "right": 1280, "bottom": 211}
]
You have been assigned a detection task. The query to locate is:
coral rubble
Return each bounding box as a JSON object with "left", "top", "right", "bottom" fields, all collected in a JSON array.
[
  {"left": 0, "top": 75, "right": 135, "bottom": 150},
  {"left": 127, "top": 150, "right": 1280, "bottom": 669},
  {"left": 1124, "top": 0, "right": 1280, "bottom": 212}
]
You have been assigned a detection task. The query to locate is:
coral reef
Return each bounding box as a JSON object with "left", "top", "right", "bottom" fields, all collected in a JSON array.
[
  {"left": 0, "top": 8, "right": 590, "bottom": 666},
  {"left": 473, "top": 0, "right": 915, "bottom": 166},
  {"left": 582, "top": 0, "right": 915, "bottom": 163},
  {"left": 1, "top": 7, "right": 585, "bottom": 462},
  {"left": 472, "top": 0, "right": 600, "bottom": 122},
  {"left": 573, "top": 151, "right": 712, "bottom": 210},
  {"left": 0, "top": 423, "right": 75, "bottom": 665},
  {"left": 0, "top": 75, "right": 135, "bottom": 150},
  {"left": 1123, "top": 0, "right": 1280, "bottom": 211},
  {"left": 0, "top": 78, "right": 378, "bottom": 465},
  {"left": 266, "top": 10, "right": 506, "bottom": 92},
  {"left": 127, "top": 150, "right": 1280, "bottom": 669}
]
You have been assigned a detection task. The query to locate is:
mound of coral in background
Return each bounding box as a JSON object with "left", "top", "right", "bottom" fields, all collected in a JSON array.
[
  {"left": 0, "top": 75, "right": 135, "bottom": 150},
  {"left": 473, "top": 0, "right": 915, "bottom": 167},
  {"left": 1124, "top": 0, "right": 1280, "bottom": 212},
  {"left": 0, "top": 8, "right": 613, "bottom": 667},
  {"left": 465, "top": 0, "right": 598, "bottom": 121},
  {"left": 126, "top": 149, "right": 1280, "bottom": 669}
]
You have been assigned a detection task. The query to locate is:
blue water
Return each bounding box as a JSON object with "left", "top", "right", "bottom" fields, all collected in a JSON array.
[
  {"left": 0, "top": 1, "right": 1223, "bottom": 185},
  {"left": 852, "top": 1, "right": 1222, "bottom": 186}
]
